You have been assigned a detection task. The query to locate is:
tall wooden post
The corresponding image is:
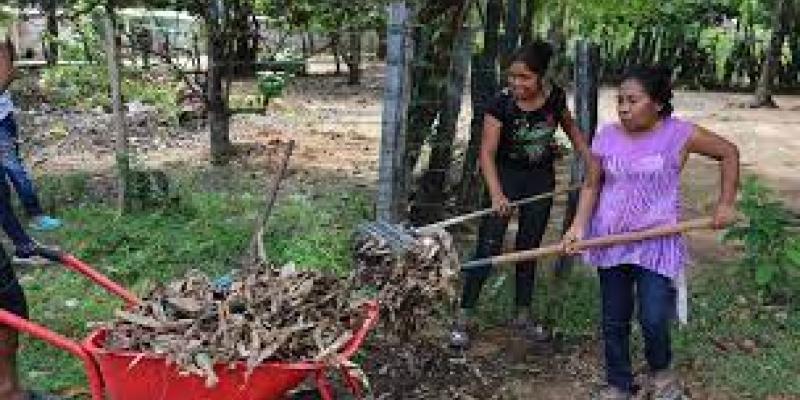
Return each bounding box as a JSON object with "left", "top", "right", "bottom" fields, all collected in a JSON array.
[
  {"left": 377, "top": 1, "right": 413, "bottom": 222},
  {"left": 104, "top": 7, "right": 129, "bottom": 214},
  {"left": 556, "top": 40, "right": 598, "bottom": 274}
]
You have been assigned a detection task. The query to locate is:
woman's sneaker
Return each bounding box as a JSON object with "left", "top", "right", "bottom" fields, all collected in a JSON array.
[
  {"left": 29, "top": 215, "right": 62, "bottom": 231},
  {"left": 648, "top": 370, "right": 685, "bottom": 400}
]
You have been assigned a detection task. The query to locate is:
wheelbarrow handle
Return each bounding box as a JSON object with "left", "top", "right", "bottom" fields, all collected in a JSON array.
[
  {"left": 0, "top": 250, "right": 140, "bottom": 400},
  {"left": 337, "top": 301, "right": 379, "bottom": 360},
  {"left": 38, "top": 248, "right": 141, "bottom": 306},
  {"left": 305, "top": 301, "right": 380, "bottom": 400},
  {"left": 417, "top": 185, "right": 582, "bottom": 234},
  {"left": 0, "top": 310, "right": 105, "bottom": 400},
  {"left": 462, "top": 217, "right": 715, "bottom": 270}
]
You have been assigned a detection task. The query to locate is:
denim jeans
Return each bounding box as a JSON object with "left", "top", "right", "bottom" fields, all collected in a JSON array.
[
  {"left": 0, "top": 114, "right": 44, "bottom": 218},
  {"left": 460, "top": 166, "right": 555, "bottom": 309},
  {"left": 0, "top": 166, "right": 34, "bottom": 251},
  {"left": 599, "top": 265, "right": 677, "bottom": 393}
]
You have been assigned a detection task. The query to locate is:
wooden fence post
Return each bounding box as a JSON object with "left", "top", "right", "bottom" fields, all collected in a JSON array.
[
  {"left": 556, "top": 40, "right": 599, "bottom": 274},
  {"left": 377, "top": 1, "right": 413, "bottom": 222}
]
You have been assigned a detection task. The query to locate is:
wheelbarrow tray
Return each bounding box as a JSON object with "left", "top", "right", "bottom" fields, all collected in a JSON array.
[
  {"left": 1, "top": 251, "right": 378, "bottom": 400},
  {"left": 83, "top": 301, "right": 379, "bottom": 400}
]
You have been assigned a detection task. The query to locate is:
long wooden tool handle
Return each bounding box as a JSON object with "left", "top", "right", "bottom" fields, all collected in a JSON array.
[
  {"left": 419, "top": 185, "right": 582, "bottom": 233},
  {"left": 461, "top": 217, "right": 715, "bottom": 269}
]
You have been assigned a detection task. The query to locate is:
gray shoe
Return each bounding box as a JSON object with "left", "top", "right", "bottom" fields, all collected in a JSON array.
[
  {"left": 649, "top": 370, "right": 685, "bottom": 400},
  {"left": 591, "top": 386, "right": 632, "bottom": 400},
  {"left": 449, "top": 322, "right": 470, "bottom": 349}
]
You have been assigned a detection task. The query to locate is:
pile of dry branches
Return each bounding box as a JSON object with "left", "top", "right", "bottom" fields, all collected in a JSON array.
[{"left": 105, "top": 265, "right": 363, "bottom": 387}]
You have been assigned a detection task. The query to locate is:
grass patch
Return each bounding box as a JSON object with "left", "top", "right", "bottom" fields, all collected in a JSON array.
[
  {"left": 263, "top": 191, "right": 372, "bottom": 273},
  {"left": 674, "top": 266, "right": 800, "bottom": 398}
]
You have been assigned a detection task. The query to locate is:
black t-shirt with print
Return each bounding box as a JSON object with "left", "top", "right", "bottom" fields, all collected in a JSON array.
[{"left": 485, "top": 86, "right": 568, "bottom": 170}]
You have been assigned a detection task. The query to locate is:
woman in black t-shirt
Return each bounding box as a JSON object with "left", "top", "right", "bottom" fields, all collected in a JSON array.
[{"left": 451, "top": 41, "right": 600, "bottom": 348}]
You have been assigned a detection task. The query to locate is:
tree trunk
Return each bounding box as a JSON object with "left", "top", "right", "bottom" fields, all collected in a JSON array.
[
  {"left": 104, "top": 9, "right": 129, "bottom": 213},
  {"left": 752, "top": 0, "right": 786, "bottom": 108},
  {"left": 790, "top": 32, "right": 800, "bottom": 86},
  {"left": 232, "top": 2, "right": 257, "bottom": 77},
  {"left": 521, "top": 0, "right": 535, "bottom": 45},
  {"left": 458, "top": 0, "right": 500, "bottom": 211},
  {"left": 44, "top": 0, "right": 58, "bottom": 66},
  {"left": 412, "top": 25, "right": 472, "bottom": 224},
  {"left": 207, "top": 4, "right": 232, "bottom": 165},
  {"left": 332, "top": 32, "right": 342, "bottom": 75},
  {"left": 546, "top": 1, "right": 568, "bottom": 84},
  {"left": 627, "top": 29, "right": 643, "bottom": 69},
  {"left": 376, "top": 21, "right": 388, "bottom": 60},
  {"left": 405, "top": 28, "right": 435, "bottom": 172},
  {"left": 745, "top": 25, "right": 760, "bottom": 85},
  {"left": 405, "top": 0, "right": 471, "bottom": 180},
  {"left": 505, "top": 0, "right": 521, "bottom": 57},
  {"left": 346, "top": 31, "right": 362, "bottom": 85}
]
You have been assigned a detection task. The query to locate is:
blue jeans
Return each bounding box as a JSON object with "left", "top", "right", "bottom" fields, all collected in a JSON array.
[
  {"left": 0, "top": 114, "right": 44, "bottom": 218},
  {"left": 599, "top": 265, "right": 676, "bottom": 393},
  {"left": 0, "top": 172, "right": 35, "bottom": 251}
]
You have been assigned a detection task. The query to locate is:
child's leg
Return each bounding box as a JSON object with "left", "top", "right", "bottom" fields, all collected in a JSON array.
[
  {"left": 599, "top": 265, "right": 636, "bottom": 393},
  {"left": 0, "top": 175, "right": 36, "bottom": 254},
  {"left": 0, "top": 116, "right": 44, "bottom": 218},
  {"left": 634, "top": 266, "right": 676, "bottom": 372}
]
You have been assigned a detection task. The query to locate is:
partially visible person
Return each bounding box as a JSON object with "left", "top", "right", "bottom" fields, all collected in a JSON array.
[{"left": 1, "top": 36, "right": 62, "bottom": 232}]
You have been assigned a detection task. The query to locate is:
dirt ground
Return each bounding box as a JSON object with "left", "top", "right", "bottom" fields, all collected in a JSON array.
[{"left": 20, "top": 64, "right": 800, "bottom": 399}]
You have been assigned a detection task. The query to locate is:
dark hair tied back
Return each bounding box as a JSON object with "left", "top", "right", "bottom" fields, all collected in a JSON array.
[
  {"left": 622, "top": 65, "right": 675, "bottom": 117},
  {"left": 509, "top": 40, "right": 554, "bottom": 76}
]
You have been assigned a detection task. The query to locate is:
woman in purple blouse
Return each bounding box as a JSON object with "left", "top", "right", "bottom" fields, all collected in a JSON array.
[{"left": 564, "top": 66, "right": 740, "bottom": 400}]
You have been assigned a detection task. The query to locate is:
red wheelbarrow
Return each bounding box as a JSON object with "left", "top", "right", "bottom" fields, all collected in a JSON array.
[{"left": 0, "top": 249, "right": 379, "bottom": 400}]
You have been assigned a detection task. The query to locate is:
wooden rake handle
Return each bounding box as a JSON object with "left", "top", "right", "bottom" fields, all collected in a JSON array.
[
  {"left": 418, "top": 185, "right": 583, "bottom": 234},
  {"left": 461, "top": 217, "right": 715, "bottom": 270}
]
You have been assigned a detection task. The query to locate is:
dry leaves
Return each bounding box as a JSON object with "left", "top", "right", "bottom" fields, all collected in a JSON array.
[
  {"left": 105, "top": 265, "right": 364, "bottom": 387},
  {"left": 353, "top": 226, "right": 459, "bottom": 339}
]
